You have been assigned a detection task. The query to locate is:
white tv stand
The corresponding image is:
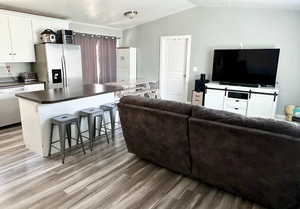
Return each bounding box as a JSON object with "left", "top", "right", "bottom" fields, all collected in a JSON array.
[{"left": 204, "top": 82, "right": 279, "bottom": 118}]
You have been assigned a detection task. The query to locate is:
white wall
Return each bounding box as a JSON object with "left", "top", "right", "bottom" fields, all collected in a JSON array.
[
  {"left": 122, "top": 7, "right": 300, "bottom": 114},
  {"left": 0, "top": 63, "right": 31, "bottom": 78}
]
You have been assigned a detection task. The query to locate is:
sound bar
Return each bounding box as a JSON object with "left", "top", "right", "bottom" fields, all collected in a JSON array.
[{"left": 219, "top": 82, "right": 259, "bottom": 88}]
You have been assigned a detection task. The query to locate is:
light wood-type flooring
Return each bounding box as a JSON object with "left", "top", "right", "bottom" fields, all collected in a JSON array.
[{"left": 0, "top": 125, "right": 267, "bottom": 209}]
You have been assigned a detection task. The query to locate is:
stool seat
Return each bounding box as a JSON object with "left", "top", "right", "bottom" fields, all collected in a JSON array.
[
  {"left": 52, "top": 114, "right": 78, "bottom": 124},
  {"left": 79, "top": 108, "right": 103, "bottom": 115},
  {"left": 100, "top": 103, "right": 117, "bottom": 111},
  {"left": 49, "top": 114, "right": 85, "bottom": 164},
  {"left": 100, "top": 103, "right": 118, "bottom": 141},
  {"left": 78, "top": 107, "right": 109, "bottom": 151}
]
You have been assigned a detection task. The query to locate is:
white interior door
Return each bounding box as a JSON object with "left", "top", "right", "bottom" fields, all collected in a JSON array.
[{"left": 160, "top": 36, "right": 191, "bottom": 102}]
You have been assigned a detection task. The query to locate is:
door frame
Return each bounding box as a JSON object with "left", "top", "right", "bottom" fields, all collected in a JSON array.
[{"left": 159, "top": 35, "right": 192, "bottom": 103}]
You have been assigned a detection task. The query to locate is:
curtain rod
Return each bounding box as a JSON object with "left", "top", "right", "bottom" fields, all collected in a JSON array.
[{"left": 73, "top": 32, "right": 121, "bottom": 39}]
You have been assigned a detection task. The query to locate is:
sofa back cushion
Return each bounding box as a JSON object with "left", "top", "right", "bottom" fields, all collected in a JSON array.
[
  {"left": 120, "top": 96, "right": 192, "bottom": 115},
  {"left": 189, "top": 118, "right": 300, "bottom": 209},
  {"left": 192, "top": 106, "right": 300, "bottom": 138},
  {"left": 118, "top": 96, "right": 192, "bottom": 175}
]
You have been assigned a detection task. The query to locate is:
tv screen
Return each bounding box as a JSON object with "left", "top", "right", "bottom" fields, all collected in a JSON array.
[{"left": 212, "top": 49, "right": 280, "bottom": 86}]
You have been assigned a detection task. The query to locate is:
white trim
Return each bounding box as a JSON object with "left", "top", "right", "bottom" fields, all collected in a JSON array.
[
  {"left": 275, "top": 114, "right": 286, "bottom": 120},
  {"left": 159, "top": 35, "right": 192, "bottom": 103},
  {"left": 70, "top": 21, "right": 122, "bottom": 31}
]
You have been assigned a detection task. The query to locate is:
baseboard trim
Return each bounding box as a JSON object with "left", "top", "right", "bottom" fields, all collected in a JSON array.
[{"left": 275, "top": 114, "right": 285, "bottom": 120}]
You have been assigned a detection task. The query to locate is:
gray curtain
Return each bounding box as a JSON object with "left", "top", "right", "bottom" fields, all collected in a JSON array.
[
  {"left": 97, "top": 37, "right": 117, "bottom": 83},
  {"left": 74, "top": 34, "right": 98, "bottom": 84}
]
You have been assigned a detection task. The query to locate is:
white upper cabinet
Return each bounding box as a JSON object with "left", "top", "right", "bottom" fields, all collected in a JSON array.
[
  {"left": 0, "top": 14, "right": 35, "bottom": 62},
  {"left": 9, "top": 16, "right": 35, "bottom": 62},
  {"left": 0, "top": 15, "right": 12, "bottom": 62},
  {"left": 0, "top": 10, "right": 69, "bottom": 63}
]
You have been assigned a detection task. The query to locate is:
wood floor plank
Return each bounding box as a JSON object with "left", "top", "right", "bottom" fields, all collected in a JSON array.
[{"left": 0, "top": 126, "right": 268, "bottom": 209}]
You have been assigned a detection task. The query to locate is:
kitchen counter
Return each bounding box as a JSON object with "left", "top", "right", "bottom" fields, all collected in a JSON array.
[
  {"left": 0, "top": 81, "right": 44, "bottom": 89},
  {"left": 16, "top": 83, "right": 123, "bottom": 156},
  {"left": 16, "top": 84, "right": 123, "bottom": 104}
]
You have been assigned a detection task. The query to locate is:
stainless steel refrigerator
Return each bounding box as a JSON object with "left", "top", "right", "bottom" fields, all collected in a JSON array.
[{"left": 33, "top": 43, "right": 83, "bottom": 89}]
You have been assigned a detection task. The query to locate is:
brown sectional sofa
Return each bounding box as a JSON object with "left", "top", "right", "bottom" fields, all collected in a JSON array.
[{"left": 118, "top": 96, "right": 300, "bottom": 209}]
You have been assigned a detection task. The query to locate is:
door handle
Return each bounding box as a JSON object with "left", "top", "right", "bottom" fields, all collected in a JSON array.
[
  {"left": 63, "top": 55, "right": 68, "bottom": 87},
  {"left": 61, "top": 56, "right": 65, "bottom": 86}
]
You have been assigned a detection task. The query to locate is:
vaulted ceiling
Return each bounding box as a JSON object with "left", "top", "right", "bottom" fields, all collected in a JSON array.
[{"left": 0, "top": 0, "right": 299, "bottom": 29}]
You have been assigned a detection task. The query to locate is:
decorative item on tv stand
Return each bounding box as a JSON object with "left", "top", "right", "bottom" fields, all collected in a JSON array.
[
  {"left": 284, "top": 105, "right": 300, "bottom": 122},
  {"left": 293, "top": 106, "right": 300, "bottom": 122},
  {"left": 192, "top": 74, "right": 209, "bottom": 106}
]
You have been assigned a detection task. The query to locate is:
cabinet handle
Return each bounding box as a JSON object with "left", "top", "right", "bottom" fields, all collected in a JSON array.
[
  {"left": 234, "top": 108, "right": 239, "bottom": 110},
  {"left": 13, "top": 53, "right": 16, "bottom": 55},
  {"left": 9, "top": 53, "right": 12, "bottom": 55}
]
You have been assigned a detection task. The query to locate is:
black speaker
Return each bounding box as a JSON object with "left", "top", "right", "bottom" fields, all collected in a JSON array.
[
  {"left": 195, "top": 74, "right": 209, "bottom": 92},
  {"left": 195, "top": 80, "right": 206, "bottom": 92}
]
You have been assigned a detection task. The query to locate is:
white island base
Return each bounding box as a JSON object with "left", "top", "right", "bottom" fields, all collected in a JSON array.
[{"left": 18, "top": 93, "right": 115, "bottom": 157}]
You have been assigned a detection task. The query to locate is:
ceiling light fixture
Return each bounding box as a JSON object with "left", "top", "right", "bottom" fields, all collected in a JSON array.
[{"left": 124, "top": 10, "right": 138, "bottom": 19}]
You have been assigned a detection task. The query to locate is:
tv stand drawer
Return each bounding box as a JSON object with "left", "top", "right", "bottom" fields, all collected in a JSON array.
[
  {"left": 224, "top": 106, "right": 247, "bottom": 115},
  {"left": 225, "top": 98, "right": 248, "bottom": 109}
]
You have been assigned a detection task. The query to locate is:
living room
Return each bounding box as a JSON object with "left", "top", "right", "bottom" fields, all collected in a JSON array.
[{"left": 0, "top": 0, "right": 300, "bottom": 209}]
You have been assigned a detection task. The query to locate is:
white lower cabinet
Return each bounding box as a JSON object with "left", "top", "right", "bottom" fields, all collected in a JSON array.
[
  {"left": 204, "top": 89, "right": 224, "bottom": 110},
  {"left": 247, "top": 93, "right": 276, "bottom": 118},
  {"left": 0, "top": 84, "right": 44, "bottom": 127},
  {"left": 204, "top": 83, "right": 279, "bottom": 118}
]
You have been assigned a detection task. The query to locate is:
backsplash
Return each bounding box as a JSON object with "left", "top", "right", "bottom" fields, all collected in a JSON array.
[{"left": 0, "top": 63, "right": 32, "bottom": 80}]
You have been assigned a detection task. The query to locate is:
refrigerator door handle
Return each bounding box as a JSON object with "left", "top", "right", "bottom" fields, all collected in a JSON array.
[
  {"left": 63, "top": 55, "right": 68, "bottom": 87},
  {"left": 61, "top": 56, "right": 65, "bottom": 86}
]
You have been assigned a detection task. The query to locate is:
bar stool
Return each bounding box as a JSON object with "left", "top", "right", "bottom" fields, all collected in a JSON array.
[
  {"left": 78, "top": 107, "right": 109, "bottom": 151},
  {"left": 100, "top": 103, "right": 118, "bottom": 141},
  {"left": 49, "top": 114, "right": 86, "bottom": 164}
]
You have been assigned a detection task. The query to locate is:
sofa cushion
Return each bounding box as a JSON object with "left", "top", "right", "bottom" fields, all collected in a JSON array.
[
  {"left": 120, "top": 95, "right": 192, "bottom": 115},
  {"left": 189, "top": 118, "right": 300, "bottom": 209},
  {"left": 192, "top": 106, "right": 300, "bottom": 138},
  {"left": 118, "top": 101, "right": 191, "bottom": 175}
]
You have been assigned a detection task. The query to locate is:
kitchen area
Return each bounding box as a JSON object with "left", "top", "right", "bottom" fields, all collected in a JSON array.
[{"left": 0, "top": 9, "right": 159, "bottom": 159}]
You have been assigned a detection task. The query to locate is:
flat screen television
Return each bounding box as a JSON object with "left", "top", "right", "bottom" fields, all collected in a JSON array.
[{"left": 212, "top": 49, "right": 280, "bottom": 87}]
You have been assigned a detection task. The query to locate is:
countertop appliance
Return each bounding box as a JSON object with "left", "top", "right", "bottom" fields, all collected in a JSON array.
[
  {"left": 33, "top": 44, "right": 83, "bottom": 89},
  {"left": 40, "top": 29, "right": 56, "bottom": 43},
  {"left": 56, "top": 30, "right": 74, "bottom": 44},
  {"left": 19, "top": 72, "right": 38, "bottom": 82}
]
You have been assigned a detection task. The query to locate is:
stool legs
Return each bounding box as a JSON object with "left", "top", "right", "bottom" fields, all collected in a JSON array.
[
  {"left": 48, "top": 123, "right": 54, "bottom": 157},
  {"left": 102, "top": 116, "right": 110, "bottom": 144},
  {"left": 66, "top": 125, "right": 72, "bottom": 149},
  {"left": 109, "top": 108, "right": 116, "bottom": 141},
  {"left": 87, "top": 115, "right": 95, "bottom": 151},
  {"left": 58, "top": 124, "right": 66, "bottom": 164},
  {"left": 76, "top": 120, "right": 86, "bottom": 155},
  {"left": 97, "top": 115, "right": 109, "bottom": 144}
]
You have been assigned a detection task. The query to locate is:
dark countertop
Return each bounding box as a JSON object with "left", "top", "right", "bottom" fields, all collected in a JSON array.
[
  {"left": 16, "top": 84, "right": 124, "bottom": 104},
  {"left": 0, "top": 81, "right": 45, "bottom": 89}
]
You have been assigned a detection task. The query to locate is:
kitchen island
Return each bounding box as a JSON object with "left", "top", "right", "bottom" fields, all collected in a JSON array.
[{"left": 16, "top": 84, "right": 123, "bottom": 156}]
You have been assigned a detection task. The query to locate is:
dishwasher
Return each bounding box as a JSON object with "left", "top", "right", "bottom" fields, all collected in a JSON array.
[{"left": 0, "top": 86, "right": 25, "bottom": 127}]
